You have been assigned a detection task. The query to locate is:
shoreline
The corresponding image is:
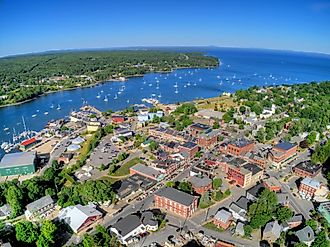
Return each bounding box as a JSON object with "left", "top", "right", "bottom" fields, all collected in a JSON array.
[{"left": 0, "top": 64, "right": 218, "bottom": 109}]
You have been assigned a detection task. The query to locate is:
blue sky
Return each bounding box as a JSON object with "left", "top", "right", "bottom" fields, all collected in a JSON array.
[{"left": 0, "top": 0, "right": 330, "bottom": 56}]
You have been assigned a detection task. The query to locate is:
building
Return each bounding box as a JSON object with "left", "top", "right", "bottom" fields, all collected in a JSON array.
[
  {"left": 87, "top": 121, "right": 101, "bottom": 132},
  {"left": 58, "top": 203, "right": 102, "bottom": 233},
  {"left": 57, "top": 153, "right": 74, "bottom": 165},
  {"left": 19, "top": 137, "right": 39, "bottom": 151},
  {"left": 229, "top": 197, "right": 249, "bottom": 222},
  {"left": 263, "top": 177, "right": 282, "bottom": 192},
  {"left": 295, "top": 226, "right": 315, "bottom": 246},
  {"left": 268, "top": 141, "right": 297, "bottom": 168},
  {"left": 152, "top": 160, "right": 177, "bottom": 175},
  {"left": 220, "top": 138, "right": 254, "bottom": 156},
  {"left": 246, "top": 183, "right": 265, "bottom": 201},
  {"left": 179, "top": 142, "right": 199, "bottom": 159},
  {"left": 154, "top": 187, "right": 198, "bottom": 218},
  {"left": 0, "top": 151, "right": 36, "bottom": 176},
  {"left": 0, "top": 204, "right": 11, "bottom": 219},
  {"left": 293, "top": 161, "right": 322, "bottom": 178},
  {"left": 277, "top": 193, "right": 290, "bottom": 207},
  {"left": 188, "top": 175, "right": 212, "bottom": 195},
  {"left": 189, "top": 123, "right": 211, "bottom": 137},
  {"left": 226, "top": 160, "right": 263, "bottom": 188},
  {"left": 262, "top": 221, "right": 282, "bottom": 243},
  {"left": 318, "top": 201, "right": 330, "bottom": 225},
  {"left": 25, "top": 195, "right": 55, "bottom": 220},
  {"left": 195, "top": 109, "right": 224, "bottom": 120},
  {"left": 299, "top": 177, "right": 321, "bottom": 200},
  {"left": 110, "top": 212, "right": 158, "bottom": 245},
  {"left": 112, "top": 115, "right": 126, "bottom": 124},
  {"left": 213, "top": 209, "right": 233, "bottom": 230},
  {"left": 138, "top": 111, "right": 164, "bottom": 122},
  {"left": 285, "top": 215, "right": 303, "bottom": 229},
  {"left": 197, "top": 129, "right": 219, "bottom": 148},
  {"left": 159, "top": 141, "right": 180, "bottom": 153},
  {"left": 129, "top": 164, "right": 164, "bottom": 181}
]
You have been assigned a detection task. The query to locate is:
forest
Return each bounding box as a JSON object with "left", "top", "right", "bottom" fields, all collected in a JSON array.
[{"left": 0, "top": 50, "right": 218, "bottom": 106}]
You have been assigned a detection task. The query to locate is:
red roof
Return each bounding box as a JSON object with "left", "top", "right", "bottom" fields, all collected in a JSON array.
[{"left": 21, "top": 137, "right": 37, "bottom": 147}]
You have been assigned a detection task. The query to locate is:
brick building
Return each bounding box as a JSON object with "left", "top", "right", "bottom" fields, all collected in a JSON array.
[
  {"left": 179, "top": 142, "right": 199, "bottom": 159},
  {"left": 293, "top": 161, "right": 322, "bottom": 178},
  {"left": 197, "top": 129, "right": 219, "bottom": 148},
  {"left": 189, "top": 123, "right": 211, "bottom": 137},
  {"left": 129, "top": 164, "right": 163, "bottom": 181},
  {"left": 298, "top": 177, "right": 321, "bottom": 200},
  {"left": 111, "top": 115, "right": 126, "bottom": 124},
  {"left": 220, "top": 138, "right": 254, "bottom": 156},
  {"left": 213, "top": 209, "right": 233, "bottom": 230},
  {"left": 154, "top": 187, "right": 198, "bottom": 218},
  {"left": 268, "top": 142, "right": 297, "bottom": 168},
  {"left": 188, "top": 175, "right": 212, "bottom": 195},
  {"left": 263, "top": 177, "right": 282, "bottom": 192}
]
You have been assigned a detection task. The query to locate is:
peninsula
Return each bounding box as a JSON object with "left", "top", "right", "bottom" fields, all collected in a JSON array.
[{"left": 0, "top": 50, "right": 219, "bottom": 106}]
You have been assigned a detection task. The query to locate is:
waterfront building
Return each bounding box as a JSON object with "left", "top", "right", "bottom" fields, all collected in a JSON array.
[
  {"left": 0, "top": 151, "right": 36, "bottom": 176},
  {"left": 19, "top": 137, "right": 39, "bottom": 151}
]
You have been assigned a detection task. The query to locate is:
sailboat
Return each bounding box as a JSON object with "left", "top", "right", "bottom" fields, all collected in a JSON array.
[
  {"left": 96, "top": 93, "right": 101, "bottom": 99},
  {"left": 50, "top": 104, "right": 54, "bottom": 109},
  {"left": 174, "top": 82, "right": 178, "bottom": 88},
  {"left": 114, "top": 94, "right": 118, "bottom": 100},
  {"left": 104, "top": 96, "right": 108, "bottom": 102},
  {"left": 175, "top": 89, "right": 179, "bottom": 94},
  {"left": 57, "top": 104, "right": 61, "bottom": 110}
]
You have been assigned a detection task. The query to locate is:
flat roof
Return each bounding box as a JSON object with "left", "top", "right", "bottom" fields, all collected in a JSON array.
[
  {"left": 294, "top": 161, "right": 321, "bottom": 174},
  {"left": 130, "top": 164, "right": 161, "bottom": 179},
  {"left": 229, "top": 138, "right": 253, "bottom": 148},
  {"left": 26, "top": 195, "right": 54, "bottom": 213},
  {"left": 155, "top": 187, "right": 196, "bottom": 206},
  {"left": 0, "top": 151, "right": 36, "bottom": 169},
  {"left": 274, "top": 141, "right": 296, "bottom": 151},
  {"left": 190, "top": 123, "right": 211, "bottom": 131},
  {"left": 181, "top": 142, "right": 198, "bottom": 149},
  {"left": 188, "top": 176, "right": 212, "bottom": 188},
  {"left": 242, "top": 163, "right": 263, "bottom": 175}
]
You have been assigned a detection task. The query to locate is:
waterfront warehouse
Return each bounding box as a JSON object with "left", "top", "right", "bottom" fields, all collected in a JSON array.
[{"left": 0, "top": 151, "right": 36, "bottom": 176}]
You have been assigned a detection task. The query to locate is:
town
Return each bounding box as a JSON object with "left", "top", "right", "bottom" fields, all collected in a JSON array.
[{"left": 0, "top": 82, "right": 330, "bottom": 247}]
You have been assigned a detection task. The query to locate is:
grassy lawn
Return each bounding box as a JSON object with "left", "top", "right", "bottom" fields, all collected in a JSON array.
[
  {"left": 199, "top": 201, "right": 214, "bottom": 209},
  {"left": 203, "top": 222, "right": 224, "bottom": 232},
  {"left": 195, "top": 95, "right": 237, "bottom": 110},
  {"left": 112, "top": 157, "right": 141, "bottom": 176}
]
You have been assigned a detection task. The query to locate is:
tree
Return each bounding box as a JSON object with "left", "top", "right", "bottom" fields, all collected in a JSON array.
[
  {"left": 6, "top": 185, "right": 23, "bottom": 217},
  {"left": 212, "top": 190, "right": 223, "bottom": 201},
  {"left": 239, "top": 106, "right": 246, "bottom": 114},
  {"left": 178, "top": 181, "right": 192, "bottom": 194},
  {"left": 149, "top": 140, "right": 158, "bottom": 152},
  {"left": 213, "top": 120, "right": 220, "bottom": 129},
  {"left": 166, "top": 181, "right": 175, "bottom": 188},
  {"left": 222, "top": 112, "right": 233, "bottom": 123},
  {"left": 276, "top": 207, "right": 293, "bottom": 223},
  {"left": 243, "top": 224, "right": 253, "bottom": 237},
  {"left": 37, "top": 220, "right": 57, "bottom": 247},
  {"left": 311, "top": 230, "right": 329, "bottom": 247},
  {"left": 306, "top": 219, "right": 318, "bottom": 231},
  {"left": 307, "top": 132, "right": 317, "bottom": 145},
  {"left": 212, "top": 178, "right": 222, "bottom": 190},
  {"left": 15, "top": 221, "right": 39, "bottom": 243},
  {"left": 294, "top": 243, "right": 308, "bottom": 247}
]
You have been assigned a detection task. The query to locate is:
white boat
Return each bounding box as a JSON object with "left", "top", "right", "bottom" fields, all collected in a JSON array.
[
  {"left": 32, "top": 114, "right": 37, "bottom": 118},
  {"left": 57, "top": 104, "right": 61, "bottom": 110},
  {"left": 118, "top": 91, "right": 122, "bottom": 95},
  {"left": 44, "top": 112, "right": 49, "bottom": 115},
  {"left": 148, "top": 83, "right": 152, "bottom": 87},
  {"left": 114, "top": 94, "right": 118, "bottom": 100},
  {"left": 194, "top": 82, "right": 197, "bottom": 86},
  {"left": 36, "top": 110, "right": 40, "bottom": 112},
  {"left": 3, "top": 127, "right": 9, "bottom": 131},
  {"left": 142, "top": 98, "right": 159, "bottom": 105},
  {"left": 96, "top": 94, "right": 101, "bottom": 99},
  {"left": 104, "top": 96, "right": 108, "bottom": 102},
  {"left": 175, "top": 89, "right": 179, "bottom": 94},
  {"left": 187, "top": 82, "right": 191, "bottom": 86},
  {"left": 158, "top": 94, "right": 162, "bottom": 98},
  {"left": 50, "top": 104, "right": 54, "bottom": 109},
  {"left": 126, "top": 99, "right": 130, "bottom": 103},
  {"left": 199, "top": 78, "right": 202, "bottom": 82},
  {"left": 174, "top": 82, "right": 178, "bottom": 88}
]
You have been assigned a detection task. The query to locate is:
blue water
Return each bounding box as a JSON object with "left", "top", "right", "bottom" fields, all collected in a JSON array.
[{"left": 0, "top": 48, "right": 330, "bottom": 157}]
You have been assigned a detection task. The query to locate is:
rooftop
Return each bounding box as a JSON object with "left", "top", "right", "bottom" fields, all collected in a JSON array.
[
  {"left": 130, "top": 164, "right": 161, "bottom": 180},
  {"left": 0, "top": 151, "right": 36, "bottom": 169},
  {"left": 229, "top": 138, "right": 253, "bottom": 148},
  {"left": 195, "top": 109, "right": 224, "bottom": 119},
  {"left": 190, "top": 123, "right": 211, "bottom": 131},
  {"left": 296, "top": 226, "right": 315, "bottom": 242},
  {"left": 264, "top": 220, "right": 282, "bottom": 239},
  {"left": 26, "top": 195, "right": 54, "bottom": 213},
  {"left": 247, "top": 183, "right": 265, "bottom": 198},
  {"left": 214, "top": 209, "right": 232, "bottom": 223},
  {"left": 301, "top": 177, "right": 320, "bottom": 189},
  {"left": 155, "top": 187, "right": 196, "bottom": 206},
  {"left": 181, "top": 142, "right": 198, "bottom": 149},
  {"left": 274, "top": 141, "right": 296, "bottom": 151},
  {"left": 294, "top": 161, "right": 322, "bottom": 174},
  {"left": 235, "top": 197, "right": 250, "bottom": 211},
  {"left": 20, "top": 137, "right": 38, "bottom": 147},
  {"left": 112, "top": 214, "right": 143, "bottom": 237},
  {"left": 188, "top": 176, "right": 212, "bottom": 188},
  {"left": 242, "top": 163, "right": 263, "bottom": 176}
]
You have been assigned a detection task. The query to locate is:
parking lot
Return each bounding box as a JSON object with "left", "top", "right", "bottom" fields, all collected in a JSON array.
[{"left": 86, "top": 135, "right": 119, "bottom": 169}]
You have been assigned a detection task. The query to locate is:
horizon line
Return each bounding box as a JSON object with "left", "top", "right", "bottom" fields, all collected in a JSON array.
[{"left": 1, "top": 45, "right": 330, "bottom": 59}]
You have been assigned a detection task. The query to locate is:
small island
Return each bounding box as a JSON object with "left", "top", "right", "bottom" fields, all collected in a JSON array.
[{"left": 0, "top": 50, "right": 219, "bottom": 106}]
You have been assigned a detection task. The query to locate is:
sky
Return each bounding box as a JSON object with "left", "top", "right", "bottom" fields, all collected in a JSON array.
[{"left": 0, "top": 0, "right": 330, "bottom": 57}]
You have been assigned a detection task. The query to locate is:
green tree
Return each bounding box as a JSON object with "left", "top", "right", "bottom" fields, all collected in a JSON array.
[
  {"left": 212, "top": 178, "right": 222, "bottom": 190},
  {"left": 243, "top": 224, "right": 253, "bottom": 237},
  {"left": 276, "top": 207, "right": 293, "bottom": 223},
  {"left": 178, "top": 181, "right": 192, "bottom": 194},
  {"left": 306, "top": 219, "right": 318, "bottom": 231},
  {"left": 6, "top": 185, "right": 24, "bottom": 217},
  {"left": 213, "top": 120, "right": 220, "bottom": 129},
  {"left": 149, "top": 140, "right": 158, "bottom": 152},
  {"left": 307, "top": 132, "right": 317, "bottom": 145},
  {"left": 37, "top": 220, "right": 57, "bottom": 247},
  {"left": 239, "top": 106, "right": 246, "bottom": 114},
  {"left": 166, "top": 181, "right": 175, "bottom": 188},
  {"left": 15, "top": 221, "right": 39, "bottom": 243},
  {"left": 311, "top": 230, "right": 329, "bottom": 247}
]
